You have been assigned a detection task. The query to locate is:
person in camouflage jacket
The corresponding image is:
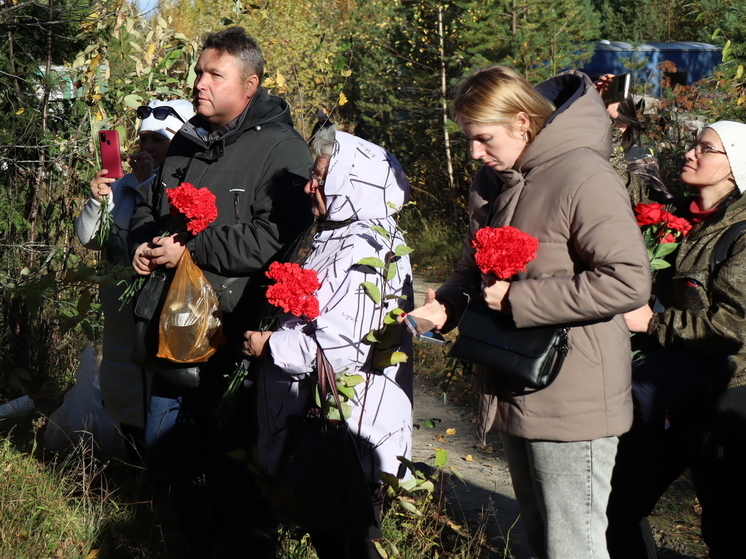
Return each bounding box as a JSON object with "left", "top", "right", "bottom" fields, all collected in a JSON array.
[{"left": 607, "top": 121, "right": 746, "bottom": 559}]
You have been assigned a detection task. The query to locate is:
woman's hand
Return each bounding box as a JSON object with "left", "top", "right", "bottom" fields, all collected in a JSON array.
[
  {"left": 481, "top": 274, "right": 511, "bottom": 313},
  {"left": 401, "top": 288, "right": 448, "bottom": 332},
  {"left": 243, "top": 330, "right": 273, "bottom": 358},
  {"left": 128, "top": 151, "right": 155, "bottom": 184},
  {"left": 90, "top": 169, "right": 116, "bottom": 203},
  {"left": 624, "top": 304, "right": 654, "bottom": 332},
  {"left": 593, "top": 73, "right": 616, "bottom": 95}
]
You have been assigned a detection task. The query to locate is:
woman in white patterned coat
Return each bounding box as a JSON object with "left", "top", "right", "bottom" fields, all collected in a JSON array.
[{"left": 243, "top": 125, "right": 413, "bottom": 558}]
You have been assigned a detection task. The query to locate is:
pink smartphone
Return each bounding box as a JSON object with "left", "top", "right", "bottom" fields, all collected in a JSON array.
[{"left": 98, "top": 130, "right": 124, "bottom": 178}]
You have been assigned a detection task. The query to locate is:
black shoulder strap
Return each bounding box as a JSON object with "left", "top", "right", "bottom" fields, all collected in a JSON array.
[{"left": 710, "top": 220, "right": 746, "bottom": 272}]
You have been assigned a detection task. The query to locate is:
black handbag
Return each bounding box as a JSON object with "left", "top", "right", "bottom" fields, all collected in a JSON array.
[
  {"left": 271, "top": 345, "right": 375, "bottom": 535},
  {"left": 131, "top": 268, "right": 201, "bottom": 388},
  {"left": 450, "top": 298, "right": 570, "bottom": 394}
]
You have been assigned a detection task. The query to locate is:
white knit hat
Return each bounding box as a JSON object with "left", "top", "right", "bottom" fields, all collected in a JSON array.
[
  {"left": 706, "top": 120, "right": 746, "bottom": 193},
  {"left": 139, "top": 99, "right": 195, "bottom": 140}
]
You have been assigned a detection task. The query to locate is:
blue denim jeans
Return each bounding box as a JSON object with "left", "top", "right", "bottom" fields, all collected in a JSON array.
[{"left": 502, "top": 433, "right": 619, "bottom": 559}]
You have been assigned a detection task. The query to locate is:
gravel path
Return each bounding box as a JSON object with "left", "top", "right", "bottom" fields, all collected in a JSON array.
[{"left": 410, "top": 275, "right": 533, "bottom": 558}]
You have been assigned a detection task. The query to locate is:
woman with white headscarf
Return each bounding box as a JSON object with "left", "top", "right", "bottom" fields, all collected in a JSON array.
[
  {"left": 75, "top": 99, "right": 194, "bottom": 440},
  {"left": 243, "top": 125, "right": 413, "bottom": 558}
]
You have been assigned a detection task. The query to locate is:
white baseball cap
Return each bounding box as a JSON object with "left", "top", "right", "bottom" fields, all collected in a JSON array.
[{"left": 138, "top": 99, "right": 195, "bottom": 140}]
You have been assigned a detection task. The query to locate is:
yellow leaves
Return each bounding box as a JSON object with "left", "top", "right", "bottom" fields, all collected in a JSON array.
[
  {"left": 340, "top": 69, "right": 352, "bottom": 77},
  {"left": 15, "top": 108, "right": 25, "bottom": 116},
  {"left": 464, "top": 454, "right": 474, "bottom": 462},
  {"left": 86, "top": 549, "right": 101, "bottom": 559},
  {"left": 445, "top": 428, "right": 456, "bottom": 435},
  {"left": 275, "top": 72, "right": 286, "bottom": 89},
  {"left": 94, "top": 112, "right": 104, "bottom": 121},
  {"left": 338, "top": 92, "right": 348, "bottom": 106},
  {"left": 146, "top": 42, "right": 156, "bottom": 62}
]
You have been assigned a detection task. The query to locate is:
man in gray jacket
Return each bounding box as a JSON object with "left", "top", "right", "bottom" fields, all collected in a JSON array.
[{"left": 129, "top": 26, "right": 312, "bottom": 558}]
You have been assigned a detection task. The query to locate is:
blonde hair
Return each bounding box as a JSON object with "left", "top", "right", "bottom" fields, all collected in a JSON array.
[{"left": 451, "top": 66, "right": 555, "bottom": 143}]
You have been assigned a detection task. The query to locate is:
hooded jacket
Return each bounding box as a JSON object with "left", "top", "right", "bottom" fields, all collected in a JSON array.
[
  {"left": 258, "top": 132, "right": 414, "bottom": 482},
  {"left": 129, "top": 88, "right": 313, "bottom": 341},
  {"left": 437, "top": 71, "right": 651, "bottom": 441}
]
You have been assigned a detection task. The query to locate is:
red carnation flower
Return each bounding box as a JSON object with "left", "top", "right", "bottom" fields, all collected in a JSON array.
[
  {"left": 472, "top": 226, "right": 539, "bottom": 280},
  {"left": 265, "top": 262, "right": 321, "bottom": 319},
  {"left": 634, "top": 203, "right": 667, "bottom": 226},
  {"left": 167, "top": 182, "right": 219, "bottom": 235},
  {"left": 665, "top": 215, "right": 693, "bottom": 236}
]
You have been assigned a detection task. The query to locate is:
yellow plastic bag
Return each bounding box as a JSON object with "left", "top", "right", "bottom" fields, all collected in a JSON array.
[{"left": 157, "top": 251, "right": 225, "bottom": 363}]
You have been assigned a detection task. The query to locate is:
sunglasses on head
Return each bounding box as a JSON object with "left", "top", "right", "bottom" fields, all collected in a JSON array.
[{"left": 136, "top": 105, "right": 186, "bottom": 123}]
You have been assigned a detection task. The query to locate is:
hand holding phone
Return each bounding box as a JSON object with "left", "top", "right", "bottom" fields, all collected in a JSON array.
[
  {"left": 404, "top": 314, "right": 447, "bottom": 346},
  {"left": 600, "top": 73, "right": 630, "bottom": 105},
  {"left": 98, "top": 130, "right": 124, "bottom": 179}
]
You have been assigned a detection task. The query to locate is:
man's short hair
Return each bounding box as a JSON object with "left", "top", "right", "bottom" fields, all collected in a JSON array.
[{"left": 202, "top": 26, "right": 264, "bottom": 84}]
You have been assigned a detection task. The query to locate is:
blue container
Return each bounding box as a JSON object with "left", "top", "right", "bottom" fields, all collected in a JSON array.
[{"left": 581, "top": 41, "right": 722, "bottom": 96}]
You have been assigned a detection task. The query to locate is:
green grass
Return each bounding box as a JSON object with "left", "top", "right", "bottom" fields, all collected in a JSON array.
[{"left": 0, "top": 436, "right": 102, "bottom": 559}]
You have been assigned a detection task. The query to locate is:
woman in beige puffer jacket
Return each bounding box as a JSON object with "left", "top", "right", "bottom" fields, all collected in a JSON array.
[{"left": 408, "top": 66, "right": 651, "bottom": 559}]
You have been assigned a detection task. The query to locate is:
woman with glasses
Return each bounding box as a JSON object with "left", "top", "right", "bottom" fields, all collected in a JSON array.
[
  {"left": 607, "top": 121, "right": 746, "bottom": 559},
  {"left": 243, "top": 125, "right": 413, "bottom": 558},
  {"left": 74, "top": 99, "right": 194, "bottom": 448}
]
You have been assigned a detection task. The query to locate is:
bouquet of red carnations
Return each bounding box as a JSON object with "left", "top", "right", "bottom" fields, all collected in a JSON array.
[
  {"left": 119, "top": 182, "right": 218, "bottom": 308},
  {"left": 265, "top": 262, "right": 321, "bottom": 319},
  {"left": 634, "top": 203, "right": 692, "bottom": 270},
  {"left": 472, "top": 225, "right": 539, "bottom": 279}
]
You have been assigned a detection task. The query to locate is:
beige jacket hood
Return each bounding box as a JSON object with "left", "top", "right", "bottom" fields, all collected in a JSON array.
[{"left": 438, "top": 70, "right": 651, "bottom": 441}]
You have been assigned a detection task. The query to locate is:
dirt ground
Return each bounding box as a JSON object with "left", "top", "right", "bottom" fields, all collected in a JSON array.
[
  {"left": 411, "top": 374, "right": 533, "bottom": 558},
  {"left": 411, "top": 275, "right": 533, "bottom": 558}
]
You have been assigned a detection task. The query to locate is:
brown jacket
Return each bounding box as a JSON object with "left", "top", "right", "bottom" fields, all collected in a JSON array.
[{"left": 437, "top": 71, "right": 651, "bottom": 441}]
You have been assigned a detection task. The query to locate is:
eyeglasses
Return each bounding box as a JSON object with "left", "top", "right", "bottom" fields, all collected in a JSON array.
[
  {"left": 689, "top": 143, "right": 727, "bottom": 157},
  {"left": 309, "top": 166, "right": 325, "bottom": 187},
  {"left": 136, "top": 105, "right": 187, "bottom": 123}
]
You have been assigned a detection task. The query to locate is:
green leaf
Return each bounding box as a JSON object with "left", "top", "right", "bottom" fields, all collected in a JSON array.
[
  {"left": 365, "top": 329, "right": 381, "bottom": 343},
  {"left": 388, "top": 351, "right": 408, "bottom": 364},
  {"left": 358, "top": 257, "right": 385, "bottom": 268},
  {"left": 380, "top": 472, "right": 400, "bottom": 489},
  {"left": 413, "top": 480, "right": 435, "bottom": 492},
  {"left": 399, "top": 477, "right": 418, "bottom": 491},
  {"left": 341, "top": 374, "right": 364, "bottom": 387},
  {"left": 654, "top": 242, "right": 678, "bottom": 258},
  {"left": 394, "top": 244, "right": 413, "bottom": 256},
  {"left": 434, "top": 448, "right": 448, "bottom": 468},
  {"left": 122, "top": 94, "right": 144, "bottom": 109},
  {"left": 650, "top": 259, "right": 672, "bottom": 270},
  {"left": 326, "top": 407, "right": 343, "bottom": 421},
  {"left": 361, "top": 281, "right": 381, "bottom": 304},
  {"left": 371, "top": 225, "right": 390, "bottom": 240},
  {"left": 397, "top": 499, "right": 420, "bottom": 515},
  {"left": 386, "top": 263, "right": 397, "bottom": 282},
  {"left": 375, "top": 350, "right": 408, "bottom": 368},
  {"left": 383, "top": 312, "right": 397, "bottom": 324},
  {"left": 337, "top": 385, "right": 356, "bottom": 399}
]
